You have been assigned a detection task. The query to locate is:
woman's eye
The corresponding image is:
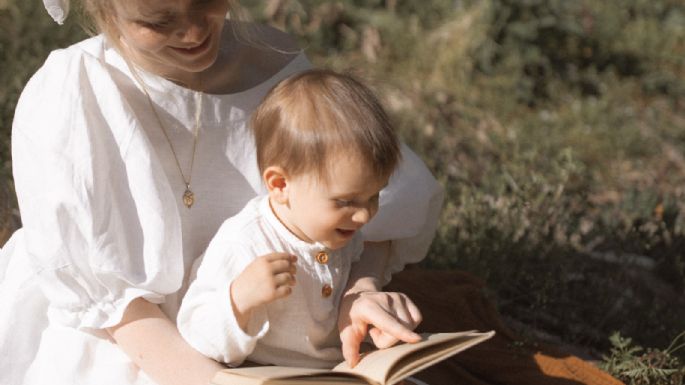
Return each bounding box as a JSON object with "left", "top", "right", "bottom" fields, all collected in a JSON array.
[
  {"left": 335, "top": 200, "right": 352, "bottom": 207},
  {"left": 137, "top": 19, "right": 173, "bottom": 30}
]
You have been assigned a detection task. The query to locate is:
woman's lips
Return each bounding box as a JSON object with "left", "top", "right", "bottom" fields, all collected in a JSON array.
[{"left": 171, "top": 36, "right": 211, "bottom": 56}]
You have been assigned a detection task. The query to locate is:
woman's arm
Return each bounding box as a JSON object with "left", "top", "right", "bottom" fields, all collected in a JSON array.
[
  {"left": 345, "top": 241, "right": 389, "bottom": 293},
  {"left": 107, "top": 298, "right": 224, "bottom": 385},
  {"left": 338, "top": 241, "right": 422, "bottom": 367}
]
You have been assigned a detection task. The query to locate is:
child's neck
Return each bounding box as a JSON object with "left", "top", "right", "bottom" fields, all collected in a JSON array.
[{"left": 268, "top": 197, "right": 314, "bottom": 244}]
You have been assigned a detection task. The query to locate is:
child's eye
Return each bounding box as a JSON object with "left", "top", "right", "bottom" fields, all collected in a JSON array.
[{"left": 335, "top": 199, "right": 352, "bottom": 207}]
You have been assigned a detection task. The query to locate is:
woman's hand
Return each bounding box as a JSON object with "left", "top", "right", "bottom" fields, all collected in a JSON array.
[
  {"left": 230, "top": 253, "right": 297, "bottom": 330},
  {"left": 338, "top": 289, "right": 422, "bottom": 367}
]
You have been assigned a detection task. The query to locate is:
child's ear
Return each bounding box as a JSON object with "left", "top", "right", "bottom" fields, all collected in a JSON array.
[{"left": 263, "top": 166, "right": 289, "bottom": 204}]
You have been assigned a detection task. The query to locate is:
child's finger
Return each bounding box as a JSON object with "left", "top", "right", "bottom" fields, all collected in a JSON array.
[
  {"left": 363, "top": 306, "right": 421, "bottom": 345},
  {"left": 402, "top": 296, "right": 422, "bottom": 327},
  {"left": 369, "top": 327, "right": 398, "bottom": 349},
  {"left": 273, "top": 284, "right": 293, "bottom": 299},
  {"left": 269, "top": 259, "right": 297, "bottom": 275},
  {"left": 264, "top": 252, "right": 297, "bottom": 263},
  {"left": 273, "top": 271, "right": 296, "bottom": 286},
  {"left": 340, "top": 322, "right": 366, "bottom": 368},
  {"left": 392, "top": 295, "right": 422, "bottom": 329}
]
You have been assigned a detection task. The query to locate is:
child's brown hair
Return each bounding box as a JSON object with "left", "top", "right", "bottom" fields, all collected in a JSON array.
[{"left": 252, "top": 69, "right": 401, "bottom": 183}]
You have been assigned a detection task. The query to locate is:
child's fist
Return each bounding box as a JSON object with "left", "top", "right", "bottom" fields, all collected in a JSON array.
[{"left": 230, "top": 253, "right": 297, "bottom": 318}]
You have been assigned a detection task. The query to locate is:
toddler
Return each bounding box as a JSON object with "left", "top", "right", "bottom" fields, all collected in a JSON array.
[{"left": 177, "top": 69, "right": 417, "bottom": 369}]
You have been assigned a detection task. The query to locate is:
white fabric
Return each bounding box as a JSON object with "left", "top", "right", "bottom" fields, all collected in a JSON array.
[
  {"left": 0, "top": 29, "right": 443, "bottom": 385},
  {"left": 178, "top": 195, "right": 363, "bottom": 368},
  {"left": 42, "top": 0, "right": 69, "bottom": 24},
  {"left": 367, "top": 143, "right": 445, "bottom": 284}
]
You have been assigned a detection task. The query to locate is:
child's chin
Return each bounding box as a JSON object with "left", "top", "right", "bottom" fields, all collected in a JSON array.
[{"left": 325, "top": 241, "right": 348, "bottom": 250}]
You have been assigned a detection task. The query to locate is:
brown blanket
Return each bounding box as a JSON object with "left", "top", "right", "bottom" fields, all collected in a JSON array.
[{"left": 386, "top": 269, "right": 624, "bottom": 385}]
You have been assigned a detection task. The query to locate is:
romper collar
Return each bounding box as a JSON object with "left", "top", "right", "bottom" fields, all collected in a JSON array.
[{"left": 257, "top": 195, "right": 331, "bottom": 255}]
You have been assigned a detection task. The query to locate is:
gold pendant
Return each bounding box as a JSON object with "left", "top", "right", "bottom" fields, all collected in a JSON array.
[{"left": 183, "top": 187, "right": 195, "bottom": 208}]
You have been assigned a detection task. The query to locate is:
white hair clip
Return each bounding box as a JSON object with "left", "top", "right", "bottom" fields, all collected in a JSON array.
[{"left": 43, "top": 0, "right": 70, "bottom": 25}]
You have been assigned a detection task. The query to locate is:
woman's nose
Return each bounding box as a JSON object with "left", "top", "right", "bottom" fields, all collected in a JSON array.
[{"left": 175, "top": 13, "right": 208, "bottom": 43}]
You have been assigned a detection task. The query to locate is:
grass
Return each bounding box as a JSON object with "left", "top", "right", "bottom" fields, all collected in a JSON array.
[
  {"left": 1, "top": 0, "right": 684, "bottom": 381},
  {"left": 600, "top": 332, "right": 685, "bottom": 385},
  {"left": 245, "top": 0, "right": 685, "bottom": 369}
]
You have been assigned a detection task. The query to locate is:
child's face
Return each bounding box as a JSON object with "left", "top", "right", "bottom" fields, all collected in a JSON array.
[
  {"left": 278, "top": 155, "right": 389, "bottom": 250},
  {"left": 111, "top": 0, "right": 228, "bottom": 79}
]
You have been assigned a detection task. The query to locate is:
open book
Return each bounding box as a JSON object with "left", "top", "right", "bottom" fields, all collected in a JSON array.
[{"left": 211, "top": 330, "right": 495, "bottom": 385}]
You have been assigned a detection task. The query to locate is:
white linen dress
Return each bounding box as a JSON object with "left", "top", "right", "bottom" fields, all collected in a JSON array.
[{"left": 0, "top": 30, "right": 443, "bottom": 385}]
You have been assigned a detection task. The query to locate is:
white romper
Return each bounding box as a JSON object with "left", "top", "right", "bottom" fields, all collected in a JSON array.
[{"left": 178, "top": 195, "right": 365, "bottom": 369}]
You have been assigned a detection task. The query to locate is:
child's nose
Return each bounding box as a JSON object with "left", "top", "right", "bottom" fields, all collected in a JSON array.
[{"left": 352, "top": 208, "right": 371, "bottom": 224}]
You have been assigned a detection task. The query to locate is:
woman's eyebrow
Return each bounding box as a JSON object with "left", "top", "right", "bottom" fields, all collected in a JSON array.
[
  {"left": 139, "top": 9, "right": 175, "bottom": 19},
  {"left": 137, "top": 0, "right": 212, "bottom": 18}
]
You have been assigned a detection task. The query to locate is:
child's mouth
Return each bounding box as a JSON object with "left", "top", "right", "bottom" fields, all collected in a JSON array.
[{"left": 336, "top": 229, "right": 356, "bottom": 237}]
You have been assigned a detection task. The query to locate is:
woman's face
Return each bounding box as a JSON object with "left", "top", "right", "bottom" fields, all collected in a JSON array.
[{"left": 112, "top": 0, "right": 229, "bottom": 83}]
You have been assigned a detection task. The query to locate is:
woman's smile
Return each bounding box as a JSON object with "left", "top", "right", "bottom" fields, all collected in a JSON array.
[{"left": 170, "top": 34, "right": 212, "bottom": 56}]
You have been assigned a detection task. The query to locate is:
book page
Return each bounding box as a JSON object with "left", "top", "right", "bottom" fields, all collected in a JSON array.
[
  {"left": 211, "top": 331, "right": 494, "bottom": 385},
  {"left": 332, "top": 331, "right": 495, "bottom": 385},
  {"left": 212, "top": 366, "right": 372, "bottom": 385},
  {"left": 386, "top": 331, "right": 495, "bottom": 384}
]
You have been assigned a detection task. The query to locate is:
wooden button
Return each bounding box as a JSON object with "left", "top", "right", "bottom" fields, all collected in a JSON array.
[
  {"left": 321, "top": 284, "right": 333, "bottom": 298},
  {"left": 315, "top": 251, "right": 329, "bottom": 264}
]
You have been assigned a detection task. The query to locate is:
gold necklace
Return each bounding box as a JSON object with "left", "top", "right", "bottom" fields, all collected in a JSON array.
[{"left": 142, "top": 86, "right": 202, "bottom": 209}]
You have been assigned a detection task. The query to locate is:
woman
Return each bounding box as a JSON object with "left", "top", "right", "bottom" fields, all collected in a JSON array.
[{"left": 0, "top": 1, "right": 442, "bottom": 384}]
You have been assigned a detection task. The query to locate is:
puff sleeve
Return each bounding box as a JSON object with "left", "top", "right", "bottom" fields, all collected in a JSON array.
[
  {"left": 361, "top": 143, "right": 444, "bottom": 285},
  {"left": 11, "top": 46, "right": 184, "bottom": 329},
  {"left": 177, "top": 239, "right": 269, "bottom": 366}
]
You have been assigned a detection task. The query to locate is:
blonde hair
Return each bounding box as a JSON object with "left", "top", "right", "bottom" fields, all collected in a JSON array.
[
  {"left": 76, "top": 0, "right": 244, "bottom": 52},
  {"left": 252, "top": 69, "right": 401, "bottom": 183}
]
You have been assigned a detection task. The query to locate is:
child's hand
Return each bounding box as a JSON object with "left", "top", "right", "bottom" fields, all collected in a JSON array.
[
  {"left": 230, "top": 252, "right": 297, "bottom": 330},
  {"left": 338, "top": 290, "right": 422, "bottom": 367}
]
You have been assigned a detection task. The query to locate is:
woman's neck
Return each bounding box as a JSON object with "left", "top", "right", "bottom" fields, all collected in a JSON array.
[
  {"left": 121, "top": 23, "right": 300, "bottom": 94},
  {"left": 119, "top": 27, "right": 244, "bottom": 93}
]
